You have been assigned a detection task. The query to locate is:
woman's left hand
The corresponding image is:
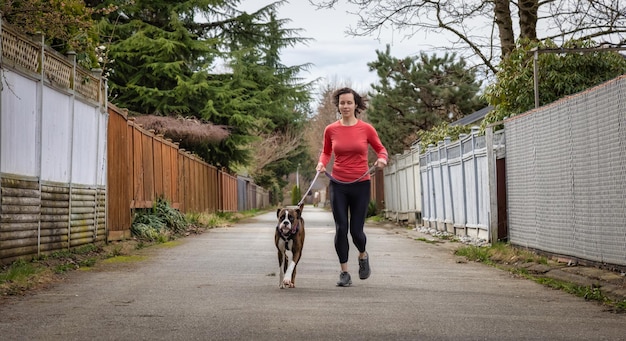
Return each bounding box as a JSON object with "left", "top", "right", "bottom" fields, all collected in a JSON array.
[{"left": 374, "top": 158, "right": 387, "bottom": 168}]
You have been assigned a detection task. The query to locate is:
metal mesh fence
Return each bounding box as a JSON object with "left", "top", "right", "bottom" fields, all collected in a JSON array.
[{"left": 505, "top": 75, "right": 626, "bottom": 265}]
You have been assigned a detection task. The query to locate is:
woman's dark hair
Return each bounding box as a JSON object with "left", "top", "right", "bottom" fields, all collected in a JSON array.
[{"left": 332, "top": 87, "right": 367, "bottom": 116}]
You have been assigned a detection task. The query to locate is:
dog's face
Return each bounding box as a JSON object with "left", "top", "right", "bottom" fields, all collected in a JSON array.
[{"left": 277, "top": 207, "right": 301, "bottom": 235}]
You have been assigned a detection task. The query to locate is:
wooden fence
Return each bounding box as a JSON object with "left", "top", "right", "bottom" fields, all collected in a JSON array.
[{"left": 107, "top": 105, "right": 240, "bottom": 240}]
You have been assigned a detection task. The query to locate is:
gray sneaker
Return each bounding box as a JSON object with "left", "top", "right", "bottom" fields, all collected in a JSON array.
[
  {"left": 359, "top": 253, "right": 370, "bottom": 280},
  {"left": 336, "top": 271, "right": 352, "bottom": 287}
]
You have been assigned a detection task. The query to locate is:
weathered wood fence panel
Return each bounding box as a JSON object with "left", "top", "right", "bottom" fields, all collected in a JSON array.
[
  {"left": 370, "top": 168, "right": 384, "bottom": 213},
  {"left": 219, "top": 172, "right": 238, "bottom": 212},
  {"left": 0, "top": 177, "right": 41, "bottom": 262},
  {"left": 106, "top": 104, "right": 252, "bottom": 238},
  {"left": 178, "top": 154, "right": 207, "bottom": 213},
  {"left": 40, "top": 183, "right": 70, "bottom": 251},
  {"left": 106, "top": 105, "right": 132, "bottom": 240}
]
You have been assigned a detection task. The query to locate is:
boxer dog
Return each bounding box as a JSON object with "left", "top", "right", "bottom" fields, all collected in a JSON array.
[{"left": 275, "top": 203, "right": 305, "bottom": 289}]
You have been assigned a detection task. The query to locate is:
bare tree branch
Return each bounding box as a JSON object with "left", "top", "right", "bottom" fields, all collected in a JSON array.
[
  {"left": 249, "top": 128, "right": 301, "bottom": 173},
  {"left": 309, "top": 0, "right": 626, "bottom": 79}
]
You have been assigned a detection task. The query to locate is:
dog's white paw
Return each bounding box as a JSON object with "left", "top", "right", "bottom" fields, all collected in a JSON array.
[{"left": 283, "top": 278, "right": 294, "bottom": 288}]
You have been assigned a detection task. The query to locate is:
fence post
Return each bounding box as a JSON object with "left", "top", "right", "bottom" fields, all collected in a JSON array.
[
  {"left": 437, "top": 141, "right": 446, "bottom": 230},
  {"left": 36, "top": 32, "right": 45, "bottom": 256},
  {"left": 444, "top": 137, "right": 455, "bottom": 231},
  {"left": 0, "top": 16, "right": 3, "bottom": 224},
  {"left": 417, "top": 145, "right": 424, "bottom": 226},
  {"left": 427, "top": 145, "right": 436, "bottom": 229},
  {"left": 67, "top": 49, "right": 77, "bottom": 249},
  {"left": 392, "top": 153, "right": 399, "bottom": 222},
  {"left": 458, "top": 134, "right": 468, "bottom": 235},
  {"left": 411, "top": 144, "right": 420, "bottom": 223},
  {"left": 471, "top": 126, "right": 481, "bottom": 234},
  {"left": 486, "top": 126, "right": 497, "bottom": 243}
]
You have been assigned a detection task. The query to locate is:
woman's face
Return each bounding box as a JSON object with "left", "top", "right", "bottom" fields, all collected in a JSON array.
[{"left": 338, "top": 93, "right": 356, "bottom": 118}]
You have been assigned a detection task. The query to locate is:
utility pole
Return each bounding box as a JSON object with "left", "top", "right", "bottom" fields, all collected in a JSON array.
[{"left": 296, "top": 163, "right": 300, "bottom": 189}]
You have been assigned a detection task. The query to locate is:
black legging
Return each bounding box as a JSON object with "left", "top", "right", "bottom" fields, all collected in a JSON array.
[{"left": 330, "top": 180, "right": 370, "bottom": 264}]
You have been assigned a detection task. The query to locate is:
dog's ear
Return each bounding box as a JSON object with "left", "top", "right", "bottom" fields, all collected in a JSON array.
[
  {"left": 298, "top": 203, "right": 304, "bottom": 214},
  {"left": 277, "top": 208, "right": 282, "bottom": 217}
]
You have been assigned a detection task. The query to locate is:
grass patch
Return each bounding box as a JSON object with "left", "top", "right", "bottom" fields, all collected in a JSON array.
[
  {"left": 455, "top": 242, "right": 548, "bottom": 266},
  {"left": 454, "top": 245, "right": 492, "bottom": 264},
  {"left": 415, "top": 237, "right": 442, "bottom": 245},
  {"left": 0, "top": 241, "right": 141, "bottom": 296},
  {"left": 535, "top": 277, "right": 612, "bottom": 306},
  {"left": 367, "top": 215, "right": 386, "bottom": 223},
  {"left": 614, "top": 300, "right": 626, "bottom": 311},
  {"left": 185, "top": 208, "right": 264, "bottom": 230},
  {"left": 455, "top": 242, "right": 625, "bottom": 313},
  {"left": 155, "top": 241, "right": 182, "bottom": 249},
  {"left": 102, "top": 255, "right": 147, "bottom": 264},
  {"left": 0, "top": 260, "right": 44, "bottom": 291}
]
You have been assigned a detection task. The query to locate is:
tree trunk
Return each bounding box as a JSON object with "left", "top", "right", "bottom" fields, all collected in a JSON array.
[
  {"left": 518, "top": 0, "right": 538, "bottom": 40},
  {"left": 494, "top": 0, "right": 515, "bottom": 57}
]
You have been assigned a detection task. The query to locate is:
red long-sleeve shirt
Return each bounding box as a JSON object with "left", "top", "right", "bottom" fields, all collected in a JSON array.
[{"left": 318, "top": 120, "right": 388, "bottom": 182}]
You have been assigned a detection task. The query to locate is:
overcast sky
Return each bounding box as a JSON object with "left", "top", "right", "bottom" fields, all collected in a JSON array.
[{"left": 236, "top": 1, "right": 435, "bottom": 95}]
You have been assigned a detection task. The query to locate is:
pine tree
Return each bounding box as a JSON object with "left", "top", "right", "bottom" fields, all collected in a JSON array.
[
  {"left": 93, "top": 0, "right": 313, "bottom": 171},
  {"left": 367, "top": 46, "right": 486, "bottom": 154}
]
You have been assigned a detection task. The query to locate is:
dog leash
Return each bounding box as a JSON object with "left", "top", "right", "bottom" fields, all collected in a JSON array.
[
  {"left": 324, "top": 165, "right": 376, "bottom": 185},
  {"left": 296, "top": 170, "right": 321, "bottom": 207},
  {"left": 295, "top": 165, "right": 376, "bottom": 206}
]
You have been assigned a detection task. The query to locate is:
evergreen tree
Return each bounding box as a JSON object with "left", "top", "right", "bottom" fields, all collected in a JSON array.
[
  {"left": 367, "top": 46, "right": 486, "bottom": 155},
  {"left": 92, "top": 0, "right": 313, "bottom": 171}
]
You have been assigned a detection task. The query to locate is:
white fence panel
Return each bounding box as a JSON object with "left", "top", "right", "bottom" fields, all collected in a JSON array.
[
  {"left": 71, "top": 101, "right": 101, "bottom": 185},
  {"left": 416, "top": 129, "right": 497, "bottom": 241},
  {"left": 476, "top": 151, "right": 489, "bottom": 228},
  {"left": 418, "top": 155, "right": 430, "bottom": 223},
  {"left": 1, "top": 70, "right": 38, "bottom": 176},
  {"left": 438, "top": 150, "right": 452, "bottom": 226},
  {"left": 41, "top": 86, "right": 72, "bottom": 183},
  {"left": 411, "top": 154, "right": 422, "bottom": 219},
  {"left": 398, "top": 152, "right": 417, "bottom": 221},
  {"left": 462, "top": 151, "right": 478, "bottom": 228},
  {"left": 383, "top": 161, "right": 397, "bottom": 213},
  {"left": 448, "top": 151, "right": 465, "bottom": 228}
]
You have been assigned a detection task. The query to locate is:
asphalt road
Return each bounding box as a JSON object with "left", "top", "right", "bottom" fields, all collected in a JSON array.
[{"left": 0, "top": 206, "right": 625, "bottom": 341}]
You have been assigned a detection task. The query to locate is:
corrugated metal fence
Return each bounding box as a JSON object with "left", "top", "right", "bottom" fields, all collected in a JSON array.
[{"left": 505, "top": 75, "right": 626, "bottom": 266}]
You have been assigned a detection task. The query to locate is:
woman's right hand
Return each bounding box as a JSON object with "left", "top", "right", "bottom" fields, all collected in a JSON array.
[{"left": 316, "top": 162, "right": 325, "bottom": 172}]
